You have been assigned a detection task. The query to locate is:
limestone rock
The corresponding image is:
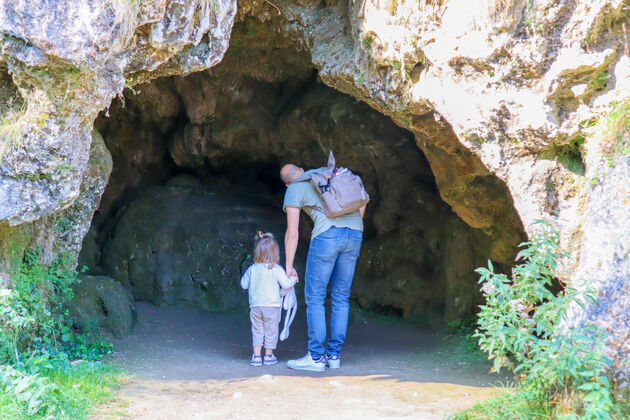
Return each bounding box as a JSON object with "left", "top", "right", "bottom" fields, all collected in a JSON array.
[
  {"left": 570, "top": 154, "right": 630, "bottom": 387},
  {"left": 0, "top": 0, "right": 237, "bottom": 264},
  {"left": 0, "top": 130, "right": 112, "bottom": 282}
]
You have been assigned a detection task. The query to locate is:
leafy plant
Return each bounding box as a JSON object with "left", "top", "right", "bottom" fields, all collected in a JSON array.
[
  {"left": 553, "top": 135, "right": 586, "bottom": 175},
  {"left": 124, "top": 75, "right": 139, "bottom": 95},
  {"left": 462, "top": 221, "right": 619, "bottom": 419},
  {"left": 0, "top": 360, "right": 122, "bottom": 419},
  {"left": 362, "top": 34, "right": 373, "bottom": 49},
  {"left": 0, "top": 250, "right": 118, "bottom": 418},
  {"left": 388, "top": 60, "right": 411, "bottom": 79},
  {"left": 0, "top": 365, "right": 59, "bottom": 417},
  {"left": 591, "top": 70, "right": 609, "bottom": 91}
]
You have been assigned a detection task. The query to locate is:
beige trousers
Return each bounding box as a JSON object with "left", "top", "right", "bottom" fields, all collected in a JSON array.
[{"left": 250, "top": 306, "right": 281, "bottom": 349}]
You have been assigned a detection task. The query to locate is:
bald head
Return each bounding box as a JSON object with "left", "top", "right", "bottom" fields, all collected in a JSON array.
[{"left": 280, "top": 164, "right": 303, "bottom": 185}]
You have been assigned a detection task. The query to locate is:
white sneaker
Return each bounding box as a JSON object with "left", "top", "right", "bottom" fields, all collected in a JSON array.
[
  {"left": 287, "top": 352, "right": 326, "bottom": 372},
  {"left": 326, "top": 354, "right": 340, "bottom": 369}
]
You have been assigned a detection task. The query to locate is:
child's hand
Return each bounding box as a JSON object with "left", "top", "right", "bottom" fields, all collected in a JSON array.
[{"left": 286, "top": 266, "right": 299, "bottom": 283}]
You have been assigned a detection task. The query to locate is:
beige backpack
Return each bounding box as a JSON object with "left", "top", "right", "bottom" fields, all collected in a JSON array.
[{"left": 292, "top": 151, "right": 370, "bottom": 218}]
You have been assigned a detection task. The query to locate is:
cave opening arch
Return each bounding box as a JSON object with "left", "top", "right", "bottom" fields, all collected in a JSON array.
[{"left": 79, "top": 14, "right": 526, "bottom": 336}]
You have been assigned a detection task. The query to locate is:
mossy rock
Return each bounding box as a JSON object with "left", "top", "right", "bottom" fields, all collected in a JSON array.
[{"left": 69, "top": 275, "right": 137, "bottom": 338}]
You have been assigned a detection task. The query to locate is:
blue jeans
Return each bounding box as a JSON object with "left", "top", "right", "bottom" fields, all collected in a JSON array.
[{"left": 305, "top": 227, "right": 362, "bottom": 360}]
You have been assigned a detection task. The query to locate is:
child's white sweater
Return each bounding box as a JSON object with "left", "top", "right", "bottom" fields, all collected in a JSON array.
[{"left": 240, "top": 263, "right": 296, "bottom": 307}]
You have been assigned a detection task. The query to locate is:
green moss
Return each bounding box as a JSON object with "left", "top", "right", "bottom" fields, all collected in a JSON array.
[
  {"left": 540, "top": 135, "right": 586, "bottom": 176},
  {"left": 54, "top": 216, "right": 72, "bottom": 234},
  {"left": 16, "top": 172, "right": 53, "bottom": 182},
  {"left": 557, "top": 135, "right": 586, "bottom": 175},
  {"left": 0, "top": 222, "right": 32, "bottom": 277},
  {"left": 362, "top": 34, "right": 373, "bottom": 49},
  {"left": 590, "top": 70, "right": 610, "bottom": 91},
  {"left": 599, "top": 99, "right": 630, "bottom": 167},
  {"left": 354, "top": 71, "right": 364, "bottom": 86}
]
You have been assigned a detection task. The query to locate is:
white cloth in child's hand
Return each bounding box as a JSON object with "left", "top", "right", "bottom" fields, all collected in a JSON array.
[{"left": 280, "top": 286, "right": 297, "bottom": 341}]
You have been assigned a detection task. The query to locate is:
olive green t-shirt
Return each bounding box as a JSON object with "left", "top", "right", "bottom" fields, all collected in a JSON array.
[{"left": 283, "top": 172, "right": 363, "bottom": 239}]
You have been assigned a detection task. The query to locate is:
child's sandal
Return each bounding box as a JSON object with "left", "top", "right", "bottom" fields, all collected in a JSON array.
[
  {"left": 250, "top": 355, "right": 262, "bottom": 367},
  {"left": 263, "top": 354, "right": 278, "bottom": 365}
]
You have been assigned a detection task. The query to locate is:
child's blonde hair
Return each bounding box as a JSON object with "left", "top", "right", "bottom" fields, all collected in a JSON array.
[{"left": 254, "top": 231, "right": 280, "bottom": 268}]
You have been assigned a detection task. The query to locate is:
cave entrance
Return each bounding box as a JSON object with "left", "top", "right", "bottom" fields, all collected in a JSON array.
[
  {"left": 83, "top": 18, "right": 524, "bottom": 335},
  {"left": 86, "top": 72, "right": 504, "bottom": 331}
]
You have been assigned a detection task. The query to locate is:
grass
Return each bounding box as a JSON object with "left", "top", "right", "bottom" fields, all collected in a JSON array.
[
  {"left": 106, "top": 0, "right": 141, "bottom": 49},
  {"left": 455, "top": 386, "right": 630, "bottom": 420},
  {"left": 0, "top": 109, "right": 23, "bottom": 162},
  {"left": 451, "top": 390, "right": 546, "bottom": 420},
  {"left": 46, "top": 364, "right": 124, "bottom": 418},
  {"left": 0, "top": 363, "right": 125, "bottom": 419}
]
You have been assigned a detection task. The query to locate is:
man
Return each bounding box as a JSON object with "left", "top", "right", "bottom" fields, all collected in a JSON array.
[{"left": 280, "top": 163, "right": 366, "bottom": 372}]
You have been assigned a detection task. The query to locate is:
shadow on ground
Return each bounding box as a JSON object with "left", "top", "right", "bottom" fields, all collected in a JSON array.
[
  {"left": 109, "top": 302, "right": 508, "bottom": 385},
  {"left": 101, "top": 302, "right": 511, "bottom": 419}
]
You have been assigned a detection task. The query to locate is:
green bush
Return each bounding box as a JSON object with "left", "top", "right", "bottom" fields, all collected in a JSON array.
[
  {"left": 1, "top": 250, "right": 76, "bottom": 364},
  {"left": 0, "top": 361, "right": 121, "bottom": 419},
  {"left": 454, "top": 221, "right": 623, "bottom": 419},
  {"left": 0, "top": 249, "right": 118, "bottom": 418}
]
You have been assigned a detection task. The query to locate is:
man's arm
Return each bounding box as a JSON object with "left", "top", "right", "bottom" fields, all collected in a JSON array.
[
  {"left": 284, "top": 206, "right": 300, "bottom": 281},
  {"left": 360, "top": 204, "right": 367, "bottom": 219}
]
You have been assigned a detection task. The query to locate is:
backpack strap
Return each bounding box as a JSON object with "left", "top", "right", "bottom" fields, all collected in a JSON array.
[
  {"left": 327, "top": 150, "right": 335, "bottom": 171},
  {"left": 290, "top": 171, "right": 312, "bottom": 184},
  {"left": 289, "top": 151, "right": 336, "bottom": 186}
]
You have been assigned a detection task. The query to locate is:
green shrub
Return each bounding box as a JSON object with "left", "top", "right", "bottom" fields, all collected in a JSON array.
[
  {"left": 0, "top": 361, "right": 122, "bottom": 419},
  {"left": 455, "top": 221, "right": 622, "bottom": 419},
  {"left": 0, "top": 250, "right": 118, "bottom": 418},
  {"left": 0, "top": 249, "right": 79, "bottom": 363}
]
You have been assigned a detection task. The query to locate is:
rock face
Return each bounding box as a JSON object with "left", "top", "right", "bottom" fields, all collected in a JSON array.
[
  {"left": 1, "top": 0, "right": 629, "bottom": 379},
  {"left": 0, "top": 130, "right": 112, "bottom": 285},
  {"left": 0, "top": 0, "right": 236, "bottom": 278},
  {"left": 101, "top": 177, "right": 287, "bottom": 312}
]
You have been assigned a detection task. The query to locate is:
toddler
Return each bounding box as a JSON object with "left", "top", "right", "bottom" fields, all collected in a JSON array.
[{"left": 241, "top": 231, "right": 297, "bottom": 366}]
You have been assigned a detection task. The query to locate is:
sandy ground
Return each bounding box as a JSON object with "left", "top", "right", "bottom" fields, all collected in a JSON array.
[{"left": 98, "top": 302, "right": 509, "bottom": 419}]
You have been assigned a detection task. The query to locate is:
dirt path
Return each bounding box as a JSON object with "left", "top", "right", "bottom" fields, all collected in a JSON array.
[{"left": 100, "top": 302, "right": 509, "bottom": 419}]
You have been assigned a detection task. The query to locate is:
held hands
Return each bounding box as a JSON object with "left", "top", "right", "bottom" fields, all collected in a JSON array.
[{"left": 286, "top": 266, "right": 299, "bottom": 283}]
